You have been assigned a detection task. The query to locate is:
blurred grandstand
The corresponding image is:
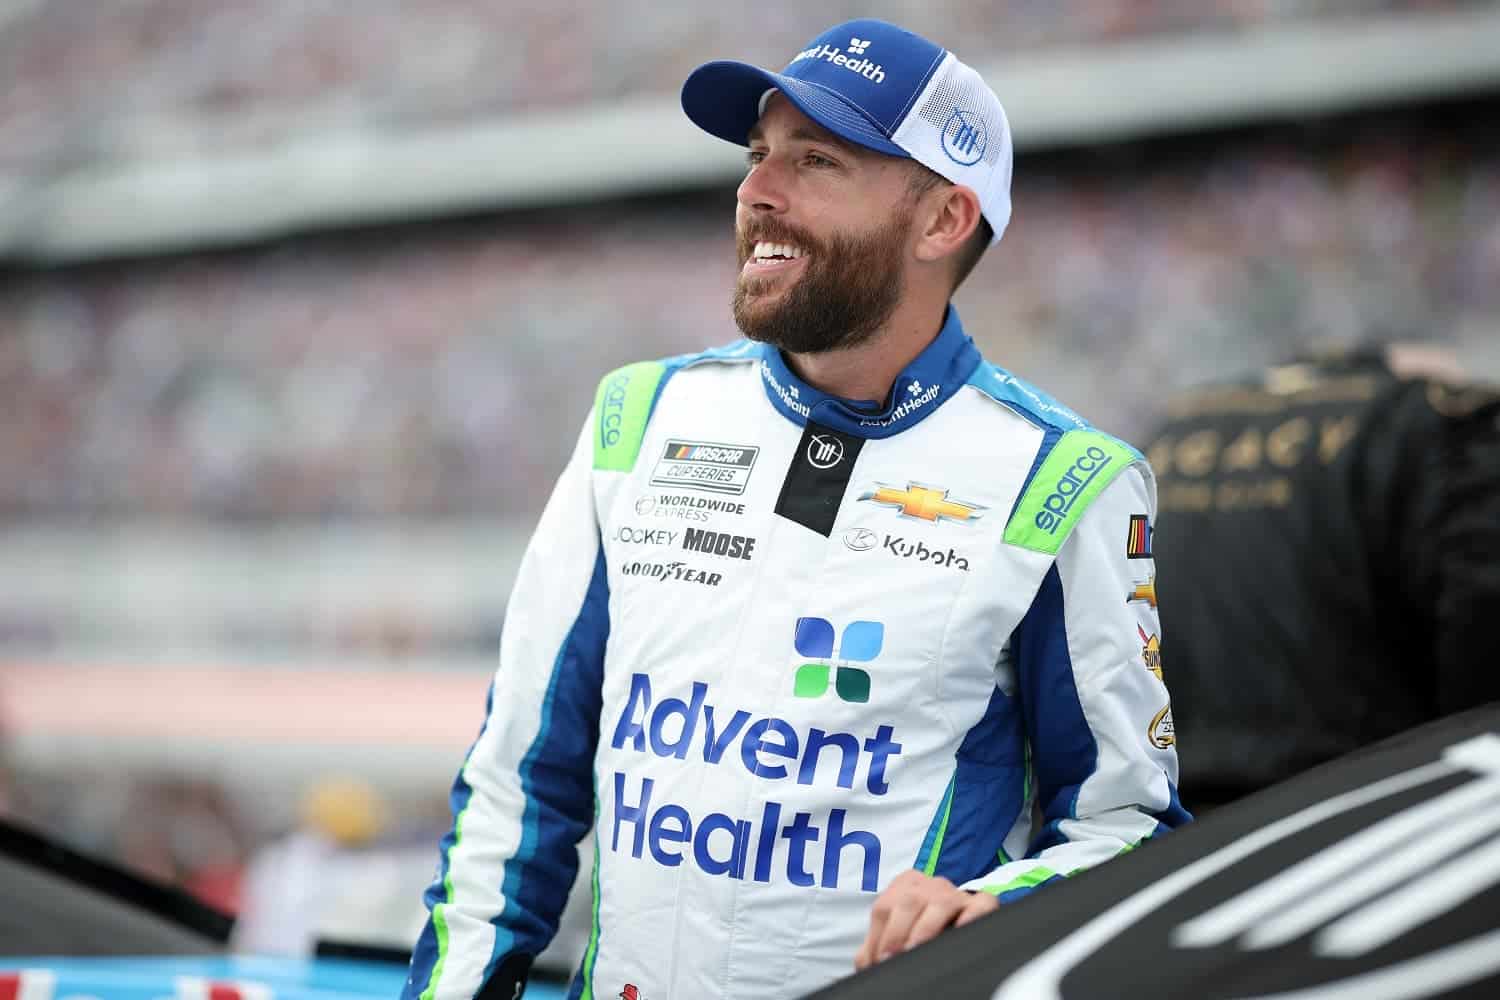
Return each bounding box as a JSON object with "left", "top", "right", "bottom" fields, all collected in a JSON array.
[
  {"left": 0, "top": 0, "right": 1497, "bottom": 956},
  {"left": 4, "top": 0, "right": 1491, "bottom": 169}
]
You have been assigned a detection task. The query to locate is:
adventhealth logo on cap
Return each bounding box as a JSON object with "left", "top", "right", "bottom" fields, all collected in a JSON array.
[{"left": 790, "top": 36, "right": 886, "bottom": 83}]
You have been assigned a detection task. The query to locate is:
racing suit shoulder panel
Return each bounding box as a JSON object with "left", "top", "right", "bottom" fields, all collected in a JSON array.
[
  {"left": 963, "top": 362, "right": 1148, "bottom": 555},
  {"left": 965, "top": 360, "right": 1090, "bottom": 432},
  {"left": 1002, "top": 429, "right": 1145, "bottom": 557},
  {"left": 592, "top": 341, "right": 759, "bottom": 472}
]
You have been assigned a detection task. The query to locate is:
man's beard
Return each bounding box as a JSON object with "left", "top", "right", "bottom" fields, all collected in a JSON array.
[{"left": 732, "top": 209, "right": 909, "bottom": 355}]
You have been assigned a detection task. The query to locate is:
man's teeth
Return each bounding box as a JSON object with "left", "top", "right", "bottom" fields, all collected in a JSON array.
[{"left": 752, "top": 241, "right": 807, "bottom": 261}]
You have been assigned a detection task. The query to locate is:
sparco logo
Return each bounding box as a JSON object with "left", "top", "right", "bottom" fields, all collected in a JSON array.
[
  {"left": 682, "top": 527, "right": 756, "bottom": 561},
  {"left": 616, "top": 526, "right": 678, "bottom": 547},
  {"left": 858, "top": 380, "right": 941, "bottom": 429},
  {"left": 884, "top": 535, "right": 969, "bottom": 571},
  {"left": 599, "top": 370, "right": 630, "bottom": 448},
  {"left": 621, "top": 560, "right": 722, "bottom": 587},
  {"left": 791, "top": 40, "right": 886, "bottom": 84},
  {"left": 761, "top": 361, "right": 811, "bottom": 418},
  {"left": 1035, "top": 445, "right": 1112, "bottom": 535}
]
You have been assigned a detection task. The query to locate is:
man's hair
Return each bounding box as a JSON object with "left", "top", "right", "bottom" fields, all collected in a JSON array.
[{"left": 906, "top": 163, "right": 993, "bottom": 291}]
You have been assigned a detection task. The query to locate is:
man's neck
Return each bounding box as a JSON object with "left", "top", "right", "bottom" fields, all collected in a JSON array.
[{"left": 781, "top": 298, "right": 948, "bottom": 405}]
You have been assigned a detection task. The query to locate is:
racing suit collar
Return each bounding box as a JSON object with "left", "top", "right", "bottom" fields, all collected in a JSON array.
[{"left": 756, "top": 305, "right": 982, "bottom": 439}]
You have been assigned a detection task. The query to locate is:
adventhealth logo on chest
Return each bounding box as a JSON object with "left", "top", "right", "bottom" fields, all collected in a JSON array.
[
  {"left": 790, "top": 36, "right": 885, "bottom": 83},
  {"left": 792, "top": 617, "right": 882, "bottom": 703},
  {"left": 606, "top": 627, "right": 904, "bottom": 893}
]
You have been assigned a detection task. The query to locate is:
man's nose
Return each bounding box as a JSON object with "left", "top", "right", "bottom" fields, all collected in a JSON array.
[{"left": 736, "top": 155, "right": 789, "bottom": 215}]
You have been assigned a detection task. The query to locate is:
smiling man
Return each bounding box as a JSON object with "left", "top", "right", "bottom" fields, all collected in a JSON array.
[{"left": 404, "top": 19, "right": 1188, "bottom": 1000}]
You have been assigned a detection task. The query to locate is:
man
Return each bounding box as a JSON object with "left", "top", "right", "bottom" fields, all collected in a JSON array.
[
  {"left": 1147, "top": 347, "right": 1500, "bottom": 812},
  {"left": 405, "top": 19, "right": 1187, "bottom": 1000}
]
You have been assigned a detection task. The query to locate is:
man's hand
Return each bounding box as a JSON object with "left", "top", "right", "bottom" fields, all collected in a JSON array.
[{"left": 854, "top": 870, "right": 1000, "bottom": 970}]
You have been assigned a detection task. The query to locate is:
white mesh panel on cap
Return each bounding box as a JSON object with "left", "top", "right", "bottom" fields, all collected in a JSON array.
[
  {"left": 891, "top": 53, "right": 1013, "bottom": 245},
  {"left": 913, "top": 59, "right": 1003, "bottom": 168}
]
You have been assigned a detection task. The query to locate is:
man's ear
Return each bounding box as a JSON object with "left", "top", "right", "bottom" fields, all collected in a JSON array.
[{"left": 913, "top": 184, "right": 982, "bottom": 265}]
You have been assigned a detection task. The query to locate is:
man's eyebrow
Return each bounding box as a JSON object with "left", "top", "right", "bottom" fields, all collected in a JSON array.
[{"left": 746, "top": 122, "right": 863, "bottom": 157}]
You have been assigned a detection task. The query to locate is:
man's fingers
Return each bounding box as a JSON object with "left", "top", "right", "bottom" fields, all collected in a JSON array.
[
  {"left": 857, "top": 872, "right": 979, "bottom": 970},
  {"left": 857, "top": 873, "right": 916, "bottom": 970},
  {"left": 855, "top": 906, "right": 889, "bottom": 970},
  {"left": 901, "top": 893, "right": 967, "bottom": 952},
  {"left": 953, "top": 890, "right": 1000, "bottom": 928},
  {"left": 874, "top": 894, "right": 925, "bottom": 962}
]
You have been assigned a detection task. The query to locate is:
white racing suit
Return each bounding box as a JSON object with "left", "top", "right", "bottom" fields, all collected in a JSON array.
[{"left": 404, "top": 308, "right": 1188, "bottom": 1000}]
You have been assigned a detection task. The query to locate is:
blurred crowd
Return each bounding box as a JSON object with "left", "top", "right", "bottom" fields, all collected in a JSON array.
[
  {"left": 2, "top": 113, "right": 1497, "bottom": 522},
  {"left": 1, "top": 762, "right": 453, "bottom": 951},
  {"left": 0, "top": 0, "right": 1488, "bottom": 169}
]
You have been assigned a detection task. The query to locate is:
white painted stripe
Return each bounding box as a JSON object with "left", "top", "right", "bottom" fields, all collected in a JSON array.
[
  {"left": 175, "top": 977, "right": 209, "bottom": 1000},
  {"left": 174, "top": 978, "right": 273, "bottom": 1000},
  {"left": 1233, "top": 927, "right": 1500, "bottom": 1000},
  {"left": 990, "top": 757, "right": 1457, "bottom": 1000},
  {"left": 16, "top": 970, "right": 56, "bottom": 1000},
  {"left": 1244, "top": 805, "right": 1500, "bottom": 949},
  {"left": 1316, "top": 832, "right": 1500, "bottom": 958},
  {"left": 1445, "top": 732, "right": 1500, "bottom": 776},
  {"left": 1170, "top": 774, "right": 1500, "bottom": 948}
]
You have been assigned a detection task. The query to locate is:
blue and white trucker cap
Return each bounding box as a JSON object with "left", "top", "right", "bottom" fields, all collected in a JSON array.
[{"left": 682, "top": 18, "right": 1013, "bottom": 245}]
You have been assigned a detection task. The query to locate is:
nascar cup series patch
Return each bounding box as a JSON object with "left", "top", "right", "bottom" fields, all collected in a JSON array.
[{"left": 649, "top": 440, "right": 760, "bottom": 496}]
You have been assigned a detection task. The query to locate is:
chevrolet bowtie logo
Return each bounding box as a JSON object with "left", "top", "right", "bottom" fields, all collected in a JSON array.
[{"left": 859, "top": 483, "right": 986, "bottom": 524}]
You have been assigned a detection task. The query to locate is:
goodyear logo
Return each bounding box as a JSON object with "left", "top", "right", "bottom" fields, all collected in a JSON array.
[{"left": 1004, "top": 431, "right": 1136, "bottom": 555}]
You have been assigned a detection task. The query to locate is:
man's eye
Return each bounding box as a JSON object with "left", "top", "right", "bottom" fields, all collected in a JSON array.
[
  {"left": 746, "top": 150, "right": 767, "bottom": 167},
  {"left": 805, "top": 153, "right": 835, "bottom": 167}
]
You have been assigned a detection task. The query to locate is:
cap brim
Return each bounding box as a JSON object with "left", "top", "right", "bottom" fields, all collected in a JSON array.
[{"left": 681, "top": 60, "right": 908, "bottom": 158}]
